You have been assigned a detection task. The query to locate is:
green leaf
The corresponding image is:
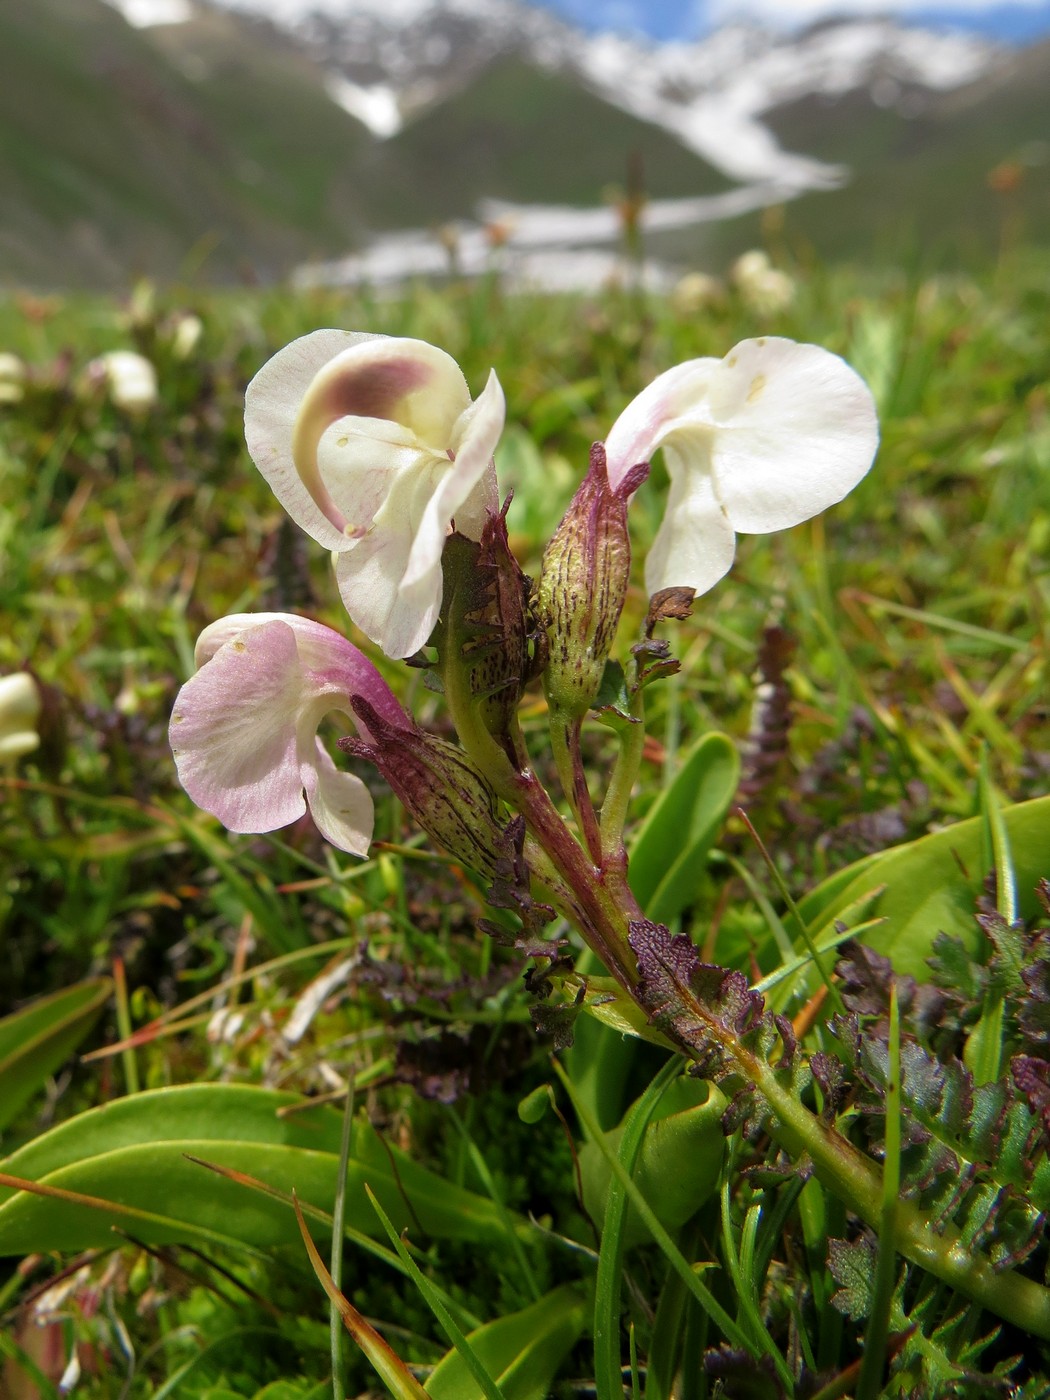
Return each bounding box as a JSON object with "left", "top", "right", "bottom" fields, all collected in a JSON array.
[
  {"left": 579, "top": 1075, "right": 727, "bottom": 1251},
  {"left": 425, "top": 1284, "right": 587, "bottom": 1400},
  {"left": 797, "top": 796, "right": 1050, "bottom": 979},
  {"left": 628, "top": 732, "right": 740, "bottom": 927},
  {"left": 0, "top": 978, "right": 111, "bottom": 1131},
  {"left": 0, "top": 1084, "right": 525, "bottom": 1256}
]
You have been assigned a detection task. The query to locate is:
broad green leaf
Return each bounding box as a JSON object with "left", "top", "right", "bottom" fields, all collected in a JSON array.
[
  {"left": 425, "top": 1284, "right": 587, "bottom": 1400},
  {"left": 797, "top": 796, "right": 1050, "bottom": 980},
  {"left": 0, "top": 978, "right": 111, "bottom": 1131},
  {"left": 579, "top": 1076, "right": 726, "bottom": 1251},
  {"left": 0, "top": 1084, "right": 525, "bottom": 1256},
  {"left": 629, "top": 731, "right": 740, "bottom": 927}
]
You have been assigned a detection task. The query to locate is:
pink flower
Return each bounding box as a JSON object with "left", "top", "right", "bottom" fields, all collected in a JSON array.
[{"left": 169, "top": 613, "right": 409, "bottom": 854}]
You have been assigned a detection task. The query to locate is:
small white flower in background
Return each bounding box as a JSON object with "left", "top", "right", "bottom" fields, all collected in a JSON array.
[
  {"left": 604, "top": 336, "right": 879, "bottom": 598},
  {"left": 0, "top": 671, "right": 41, "bottom": 764},
  {"left": 671, "top": 271, "right": 723, "bottom": 317},
  {"left": 169, "top": 313, "right": 203, "bottom": 361},
  {"left": 84, "top": 350, "right": 158, "bottom": 413},
  {"left": 730, "top": 250, "right": 797, "bottom": 316},
  {"left": 0, "top": 352, "right": 27, "bottom": 406},
  {"left": 244, "top": 330, "right": 505, "bottom": 658}
]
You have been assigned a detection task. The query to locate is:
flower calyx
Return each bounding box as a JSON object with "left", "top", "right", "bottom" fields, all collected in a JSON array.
[
  {"left": 435, "top": 501, "right": 535, "bottom": 763},
  {"left": 343, "top": 697, "right": 511, "bottom": 881}
]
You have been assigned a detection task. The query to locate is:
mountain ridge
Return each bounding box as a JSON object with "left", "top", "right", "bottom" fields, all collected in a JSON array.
[{"left": 3, "top": 0, "right": 1046, "bottom": 287}]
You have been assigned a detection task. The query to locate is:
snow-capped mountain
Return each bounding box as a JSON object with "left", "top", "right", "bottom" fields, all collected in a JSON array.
[
  {"left": 21, "top": 0, "right": 1037, "bottom": 288},
  {"left": 109, "top": 0, "right": 1000, "bottom": 191}
]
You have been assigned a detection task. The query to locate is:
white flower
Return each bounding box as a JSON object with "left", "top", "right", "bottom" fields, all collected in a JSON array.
[
  {"left": 0, "top": 353, "right": 27, "bottom": 406},
  {"left": 85, "top": 351, "right": 158, "bottom": 413},
  {"left": 0, "top": 671, "right": 41, "bottom": 763},
  {"left": 169, "top": 313, "right": 203, "bottom": 361},
  {"left": 731, "top": 250, "right": 796, "bottom": 316},
  {"left": 169, "top": 613, "right": 411, "bottom": 855},
  {"left": 244, "top": 330, "right": 505, "bottom": 659},
  {"left": 604, "top": 336, "right": 879, "bottom": 597},
  {"left": 671, "top": 272, "right": 723, "bottom": 316}
]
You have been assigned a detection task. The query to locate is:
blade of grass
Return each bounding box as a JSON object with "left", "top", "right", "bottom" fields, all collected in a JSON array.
[
  {"left": 446, "top": 1110, "right": 542, "bottom": 1303},
  {"left": 185, "top": 1155, "right": 481, "bottom": 1330},
  {"left": 330, "top": 1085, "right": 355, "bottom": 1400},
  {"left": 718, "top": 1164, "right": 794, "bottom": 1393},
  {"left": 736, "top": 810, "right": 846, "bottom": 1018},
  {"left": 591, "top": 1054, "right": 681, "bottom": 1400},
  {"left": 365, "top": 1184, "right": 508, "bottom": 1400},
  {"left": 856, "top": 983, "right": 901, "bottom": 1400},
  {"left": 112, "top": 956, "right": 139, "bottom": 1096},
  {"left": 294, "top": 1192, "right": 430, "bottom": 1400}
]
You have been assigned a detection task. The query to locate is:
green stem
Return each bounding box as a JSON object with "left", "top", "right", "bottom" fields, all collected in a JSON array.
[
  {"left": 750, "top": 1050, "right": 1050, "bottom": 1341},
  {"left": 598, "top": 676, "right": 646, "bottom": 860},
  {"left": 440, "top": 627, "right": 640, "bottom": 992}
]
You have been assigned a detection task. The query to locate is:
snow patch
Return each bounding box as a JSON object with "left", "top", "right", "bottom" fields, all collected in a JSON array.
[
  {"left": 294, "top": 181, "right": 796, "bottom": 292},
  {"left": 104, "top": 0, "right": 192, "bottom": 25},
  {"left": 325, "top": 77, "right": 403, "bottom": 137}
]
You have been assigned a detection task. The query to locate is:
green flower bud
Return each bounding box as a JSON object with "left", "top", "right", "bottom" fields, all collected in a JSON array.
[{"left": 537, "top": 445, "right": 647, "bottom": 721}]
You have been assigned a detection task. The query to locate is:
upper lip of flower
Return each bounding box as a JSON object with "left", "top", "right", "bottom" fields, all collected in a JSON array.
[{"left": 244, "top": 330, "right": 505, "bottom": 659}]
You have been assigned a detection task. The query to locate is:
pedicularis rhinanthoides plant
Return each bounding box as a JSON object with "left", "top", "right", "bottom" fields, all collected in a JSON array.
[{"left": 169, "top": 330, "right": 1050, "bottom": 1346}]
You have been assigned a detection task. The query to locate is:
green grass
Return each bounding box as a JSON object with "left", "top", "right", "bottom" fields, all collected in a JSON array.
[{"left": 0, "top": 249, "right": 1049, "bottom": 1396}]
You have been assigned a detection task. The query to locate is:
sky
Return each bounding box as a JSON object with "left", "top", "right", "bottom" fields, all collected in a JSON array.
[
  {"left": 114, "top": 0, "right": 1050, "bottom": 43},
  {"left": 536, "top": 0, "right": 1050, "bottom": 42}
]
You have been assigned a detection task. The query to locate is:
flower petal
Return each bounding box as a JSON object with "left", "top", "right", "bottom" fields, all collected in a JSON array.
[
  {"left": 192, "top": 612, "right": 408, "bottom": 735},
  {"left": 335, "top": 489, "right": 445, "bottom": 660},
  {"left": 314, "top": 416, "right": 425, "bottom": 541},
  {"left": 245, "top": 329, "right": 381, "bottom": 551},
  {"left": 172, "top": 614, "right": 409, "bottom": 842},
  {"left": 705, "top": 338, "right": 879, "bottom": 534},
  {"left": 604, "top": 358, "right": 721, "bottom": 493},
  {"left": 402, "top": 367, "right": 505, "bottom": 589},
  {"left": 303, "top": 740, "right": 375, "bottom": 855},
  {"left": 171, "top": 618, "right": 313, "bottom": 834},
  {"left": 643, "top": 450, "right": 737, "bottom": 597},
  {"left": 289, "top": 336, "right": 471, "bottom": 542}
]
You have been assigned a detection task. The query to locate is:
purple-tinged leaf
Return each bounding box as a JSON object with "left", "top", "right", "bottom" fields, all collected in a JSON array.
[
  {"left": 703, "top": 1346, "right": 785, "bottom": 1399},
  {"left": 811, "top": 1052, "right": 848, "bottom": 1119},
  {"left": 628, "top": 919, "right": 765, "bottom": 1071},
  {"left": 828, "top": 1235, "right": 876, "bottom": 1320}
]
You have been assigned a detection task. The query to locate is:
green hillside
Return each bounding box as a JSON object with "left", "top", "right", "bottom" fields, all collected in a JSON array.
[
  {"left": 0, "top": 0, "right": 374, "bottom": 287},
  {"left": 358, "top": 55, "right": 733, "bottom": 229},
  {"left": 756, "top": 40, "right": 1050, "bottom": 265},
  {"left": 0, "top": 2, "right": 734, "bottom": 289},
  {"left": 4, "top": 0, "right": 1046, "bottom": 288}
]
